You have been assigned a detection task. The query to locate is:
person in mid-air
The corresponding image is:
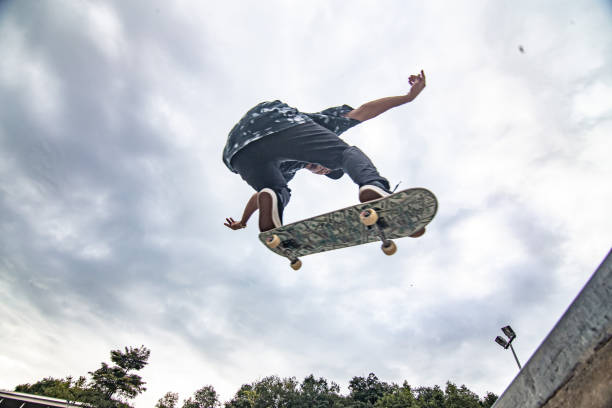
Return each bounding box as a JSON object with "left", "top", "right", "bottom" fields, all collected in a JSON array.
[{"left": 223, "top": 70, "right": 427, "bottom": 233}]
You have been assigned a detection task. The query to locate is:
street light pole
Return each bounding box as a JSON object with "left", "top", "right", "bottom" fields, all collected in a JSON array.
[
  {"left": 494, "top": 325, "right": 522, "bottom": 370},
  {"left": 509, "top": 343, "right": 522, "bottom": 369}
]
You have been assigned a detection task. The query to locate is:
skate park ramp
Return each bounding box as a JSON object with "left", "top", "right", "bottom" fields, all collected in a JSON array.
[{"left": 492, "top": 249, "right": 611, "bottom": 408}]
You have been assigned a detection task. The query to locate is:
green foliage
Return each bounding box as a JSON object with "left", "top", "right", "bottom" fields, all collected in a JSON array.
[
  {"left": 443, "top": 382, "right": 481, "bottom": 408},
  {"left": 16, "top": 346, "right": 498, "bottom": 408},
  {"left": 296, "top": 375, "right": 343, "bottom": 407},
  {"left": 214, "top": 375, "right": 498, "bottom": 408},
  {"left": 110, "top": 346, "right": 151, "bottom": 371},
  {"left": 14, "top": 375, "right": 130, "bottom": 408},
  {"left": 182, "top": 385, "right": 221, "bottom": 408},
  {"left": 156, "top": 392, "right": 179, "bottom": 408},
  {"left": 374, "top": 382, "right": 418, "bottom": 408},
  {"left": 203, "top": 374, "right": 498, "bottom": 408},
  {"left": 217, "top": 373, "right": 496, "bottom": 408},
  {"left": 15, "top": 376, "right": 89, "bottom": 403},
  {"left": 224, "top": 375, "right": 299, "bottom": 408},
  {"left": 480, "top": 392, "right": 498, "bottom": 408},
  {"left": 223, "top": 383, "right": 257, "bottom": 408},
  {"left": 410, "top": 382, "right": 498, "bottom": 408},
  {"left": 89, "top": 345, "right": 150, "bottom": 401},
  {"left": 414, "top": 385, "right": 445, "bottom": 408},
  {"left": 14, "top": 345, "right": 150, "bottom": 408},
  {"left": 223, "top": 375, "right": 347, "bottom": 408},
  {"left": 348, "top": 373, "right": 394, "bottom": 406}
]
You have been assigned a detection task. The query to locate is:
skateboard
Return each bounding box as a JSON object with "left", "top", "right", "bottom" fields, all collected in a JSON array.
[{"left": 258, "top": 188, "right": 438, "bottom": 270}]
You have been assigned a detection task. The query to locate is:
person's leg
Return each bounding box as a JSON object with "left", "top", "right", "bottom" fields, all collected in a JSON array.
[
  {"left": 230, "top": 122, "right": 393, "bottom": 230},
  {"left": 340, "top": 146, "right": 391, "bottom": 196},
  {"left": 271, "top": 122, "right": 391, "bottom": 198},
  {"left": 231, "top": 144, "right": 290, "bottom": 231}
]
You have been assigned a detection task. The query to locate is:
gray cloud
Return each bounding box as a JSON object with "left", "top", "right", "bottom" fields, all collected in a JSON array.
[{"left": 1, "top": 0, "right": 611, "bottom": 406}]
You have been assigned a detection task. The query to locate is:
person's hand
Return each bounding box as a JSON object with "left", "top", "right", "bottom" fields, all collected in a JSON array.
[
  {"left": 407, "top": 70, "right": 426, "bottom": 100},
  {"left": 305, "top": 163, "right": 331, "bottom": 175},
  {"left": 224, "top": 217, "right": 246, "bottom": 230}
]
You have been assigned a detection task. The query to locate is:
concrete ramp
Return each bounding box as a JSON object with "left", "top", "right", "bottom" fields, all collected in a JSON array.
[{"left": 493, "top": 249, "right": 612, "bottom": 408}]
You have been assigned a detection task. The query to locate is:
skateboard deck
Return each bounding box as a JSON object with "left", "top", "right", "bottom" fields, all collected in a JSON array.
[{"left": 258, "top": 188, "right": 438, "bottom": 269}]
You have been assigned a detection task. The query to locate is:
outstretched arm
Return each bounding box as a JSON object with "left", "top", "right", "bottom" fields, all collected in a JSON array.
[
  {"left": 345, "top": 70, "right": 426, "bottom": 122},
  {"left": 224, "top": 193, "right": 258, "bottom": 230}
]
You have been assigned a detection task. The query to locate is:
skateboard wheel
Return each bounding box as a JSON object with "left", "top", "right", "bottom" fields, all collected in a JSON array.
[
  {"left": 290, "top": 259, "right": 302, "bottom": 270},
  {"left": 266, "top": 234, "right": 281, "bottom": 249},
  {"left": 410, "top": 227, "right": 426, "bottom": 238},
  {"left": 381, "top": 240, "right": 397, "bottom": 256},
  {"left": 359, "top": 209, "right": 378, "bottom": 226}
]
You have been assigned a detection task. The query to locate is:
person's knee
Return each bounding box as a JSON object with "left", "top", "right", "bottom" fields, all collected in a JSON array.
[{"left": 341, "top": 146, "right": 368, "bottom": 168}]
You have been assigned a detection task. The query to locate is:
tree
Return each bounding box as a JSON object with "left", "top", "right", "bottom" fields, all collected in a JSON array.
[
  {"left": 251, "top": 376, "right": 299, "bottom": 407},
  {"left": 479, "top": 392, "right": 498, "bottom": 408},
  {"left": 295, "top": 375, "right": 343, "bottom": 407},
  {"left": 411, "top": 382, "right": 499, "bottom": 408},
  {"left": 224, "top": 376, "right": 301, "bottom": 408},
  {"left": 15, "top": 345, "right": 150, "bottom": 408},
  {"left": 14, "top": 375, "right": 127, "bottom": 408},
  {"left": 156, "top": 392, "right": 179, "bottom": 408},
  {"left": 182, "top": 385, "right": 220, "bottom": 408},
  {"left": 224, "top": 375, "right": 347, "bottom": 408},
  {"left": 223, "top": 383, "right": 257, "bottom": 408},
  {"left": 443, "top": 382, "right": 481, "bottom": 408},
  {"left": 414, "top": 385, "right": 445, "bottom": 408},
  {"left": 221, "top": 373, "right": 497, "bottom": 408},
  {"left": 15, "top": 376, "right": 89, "bottom": 403},
  {"left": 348, "top": 373, "right": 393, "bottom": 406},
  {"left": 374, "top": 382, "right": 418, "bottom": 408},
  {"left": 88, "top": 345, "right": 150, "bottom": 401}
]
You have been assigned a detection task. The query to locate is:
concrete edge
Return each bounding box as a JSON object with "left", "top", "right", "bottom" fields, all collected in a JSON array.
[{"left": 492, "top": 248, "right": 612, "bottom": 408}]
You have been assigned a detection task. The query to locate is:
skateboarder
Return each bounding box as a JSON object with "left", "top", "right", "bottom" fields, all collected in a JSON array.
[{"left": 224, "top": 71, "right": 426, "bottom": 233}]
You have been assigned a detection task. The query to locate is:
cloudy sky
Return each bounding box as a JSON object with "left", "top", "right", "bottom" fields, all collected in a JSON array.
[{"left": 1, "top": 0, "right": 611, "bottom": 406}]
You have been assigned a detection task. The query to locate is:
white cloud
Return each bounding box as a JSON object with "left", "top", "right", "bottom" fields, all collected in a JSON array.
[
  {"left": 86, "top": 2, "right": 126, "bottom": 60},
  {"left": 572, "top": 81, "right": 612, "bottom": 120},
  {"left": 1, "top": 1, "right": 611, "bottom": 407}
]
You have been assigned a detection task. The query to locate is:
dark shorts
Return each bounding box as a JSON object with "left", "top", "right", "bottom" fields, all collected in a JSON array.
[{"left": 231, "top": 121, "right": 389, "bottom": 219}]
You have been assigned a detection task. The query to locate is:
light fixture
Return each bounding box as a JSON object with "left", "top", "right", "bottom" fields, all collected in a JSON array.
[
  {"left": 495, "top": 336, "right": 509, "bottom": 349},
  {"left": 494, "top": 325, "right": 522, "bottom": 369}
]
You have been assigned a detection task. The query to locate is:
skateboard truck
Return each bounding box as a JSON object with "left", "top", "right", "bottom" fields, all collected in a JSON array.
[
  {"left": 266, "top": 235, "right": 302, "bottom": 270},
  {"left": 359, "top": 209, "right": 397, "bottom": 255}
]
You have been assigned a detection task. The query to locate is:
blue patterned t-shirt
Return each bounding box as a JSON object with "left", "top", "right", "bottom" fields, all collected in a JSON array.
[{"left": 222, "top": 100, "right": 360, "bottom": 177}]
